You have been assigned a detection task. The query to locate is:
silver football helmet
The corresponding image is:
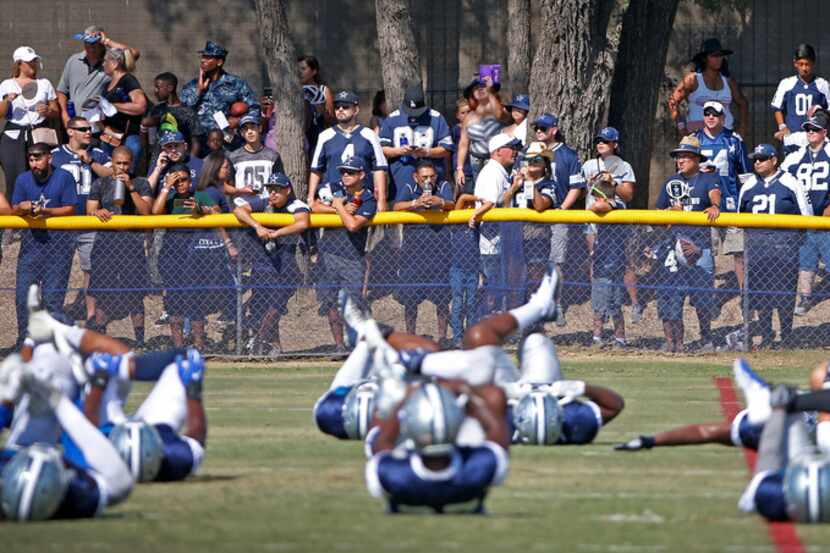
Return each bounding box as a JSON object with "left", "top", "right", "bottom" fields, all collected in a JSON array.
[
  {"left": 108, "top": 420, "right": 164, "bottom": 483},
  {"left": 512, "top": 390, "right": 564, "bottom": 445},
  {"left": 398, "top": 382, "right": 464, "bottom": 456},
  {"left": 342, "top": 381, "right": 378, "bottom": 440},
  {"left": 784, "top": 454, "right": 830, "bottom": 523},
  {"left": 1, "top": 443, "right": 69, "bottom": 521}
]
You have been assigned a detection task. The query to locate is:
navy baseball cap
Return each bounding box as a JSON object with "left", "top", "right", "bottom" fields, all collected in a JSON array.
[
  {"left": 198, "top": 41, "right": 228, "bottom": 58},
  {"left": 748, "top": 143, "right": 778, "bottom": 160},
  {"left": 402, "top": 85, "right": 427, "bottom": 117},
  {"left": 334, "top": 90, "right": 360, "bottom": 106},
  {"left": 239, "top": 114, "right": 261, "bottom": 128},
  {"left": 73, "top": 26, "right": 104, "bottom": 44},
  {"left": 533, "top": 113, "right": 559, "bottom": 128},
  {"left": 158, "top": 131, "right": 185, "bottom": 146},
  {"left": 337, "top": 156, "right": 366, "bottom": 172},
  {"left": 595, "top": 127, "right": 620, "bottom": 142},
  {"left": 265, "top": 172, "right": 292, "bottom": 189},
  {"left": 802, "top": 114, "right": 828, "bottom": 131},
  {"left": 506, "top": 94, "right": 530, "bottom": 112}
]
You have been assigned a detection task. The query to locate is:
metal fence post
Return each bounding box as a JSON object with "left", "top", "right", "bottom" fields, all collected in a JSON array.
[
  {"left": 741, "top": 231, "right": 750, "bottom": 352},
  {"left": 235, "top": 251, "right": 243, "bottom": 356}
]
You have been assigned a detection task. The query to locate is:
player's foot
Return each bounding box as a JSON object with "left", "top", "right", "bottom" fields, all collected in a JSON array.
[
  {"left": 84, "top": 352, "right": 122, "bottom": 387},
  {"left": 733, "top": 358, "right": 771, "bottom": 424},
  {"left": 177, "top": 348, "right": 205, "bottom": 400},
  {"left": 338, "top": 289, "right": 385, "bottom": 350},
  {"left": 528, "top": 264, "right": 559, "bottom": 322},
  {"left": 614, "top": 435, "right": 655, "bottom": 451},
  {"left": 21, "top": 358, "right": 63, "bottom": 412},
  {"left": 0, "top": 354, "right": 24, "bottom": 404},
  {"left": 26, "top": 284, "right": 43, "bottom": 314}
]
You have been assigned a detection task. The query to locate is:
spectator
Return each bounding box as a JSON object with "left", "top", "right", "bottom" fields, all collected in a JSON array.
[
  {"left": 451, "top": 98, "right": 474, "bottom": 193},
  {"left": 11, "top": 142, "right": 77, "bottom": 346},
  {"left": 504, "top": 94, "right": 530, "bottom": 146},
  {"left": 780, "top": 112, "right": 830, "bottom": 316},
  {"left": 772, "top": 43, "right": 829, "bottom": 154},
  {"left": 311, "top": 156, "right": 378, "bottom": 351},
  {"left": 0, "top": 47, "right": 60, "bottom": 200},
  {"left": 142, "top": 72, "right": 202, "bottom": 162},
  {"left": 147, "top": 131, "right": 203, "bottom": 195},
  {"left": 233, "top": 173, "right": 310, "bottom": 356},
  {"left": 99, "top": 48, "right": 147, "bottom": 165},
  {"left": 51, "top": 116, "right": 113, "bottom": 323},
  {"left": 299, "top": 55, "right": 334, "bottom": 151},
  {"left": 369, "top": 90, "right": 388, "bottom": 134},
  {"left": 392, "top": 160, "right": 454, "bottom": 340},
  {"left": 654, "top": 136, "right": 721, "bottom": 353},
  {"left": 739, "top": 144, "right": 812, "bottom": 347},
  {"left": 455, "top": 78, "right": 509, "bottom": 187},
  {"left": 669, "top": 38, "right": 749, "bottom": 138},
  {"left": 196, "top": 151, "right": 233, "bottom": 213},
  {"left": 469, "top": 133, "right": 522, "bottom": 314},
  {"left": 380, "top": 84, "right": 452, "bottom": 201},
  {"left": 181, "top": 41, "right": 259, "bottom": 135},
  {"left": 692, "top": 100, "right": 752, "bottom": 292},
  {"left": 448, "top": 192, "right": 480, "bottom": 347},
  {"left": 308, "top": 90, "right": 388, "bottom": 211},
  {"left": 86, "top": 146, "right": 152, "bottom": 345},
  {"left": 581, "top": 128, "right": 639, "bottom": 320},
  {"left": 152, "top": 163, "right": 232, "bottom": 350},
  {"left": 56, "top": 25, "right": 140, "bottom": 129},
  {"left": 226, "top": 114, "right": 284, "bottom": 199},
  {"left": 532, "top": 112, "right": 586, "bottom": 325},
  {"left": 203, "top": 128, "right": 227, "bottom": 157}
]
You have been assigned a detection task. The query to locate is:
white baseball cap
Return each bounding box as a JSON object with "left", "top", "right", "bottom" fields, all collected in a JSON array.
[
  {"left": 488, "top": 133, "right": 521, "bottom": 154},
  {"left": 13, "top": 46, "right": 39, "bottom": 63},
  {"left": 702, "top": 100, "right": 725, "bottom": 114}
]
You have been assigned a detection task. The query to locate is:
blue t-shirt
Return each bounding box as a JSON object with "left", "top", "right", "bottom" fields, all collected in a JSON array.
[
  {"left": 547, "top": 143, "right": 586, "bottom": 205},
  {"left": 317, "top": 180, "right": 377, "bottom": 258},
  {"left": 781, "top": 142, "right": 830, "bottom": 215},
  {"left": 311, "top": 125, "right": 388, "bottom": 190},
  {"left": 50, "top": 145, "right": 111, "bottom": 216},
  {"left": 655, "top": 171, "right": 719, "bottom": 248},
  {"left": 771, "top": 75, "right": 830, "bottom": 132},
  {"left": 693, "top": 128, "right": 751, "bottom": 212},
  {"left": 13, "top": 168, "right": 78, "bottom": 243}
]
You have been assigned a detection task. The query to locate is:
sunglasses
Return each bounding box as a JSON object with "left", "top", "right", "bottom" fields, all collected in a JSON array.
[
  {"left": 752, "top": 157, "right": 772, "bottom": 163},
  {"left": 339, "top": 169, "right": 360, "bottom": 176},
  {"left": 533, "top": 126, "right": 550, "bottom": 133},
  {"left": 334, "top": 104, "right": 354, "bottom": 111},
  {"left": 594, "top": 139, "right": 612, "bottom": 145},
  {"left": 703, "top": 110, "right": 722, "bottom": 117},
  {"left": 70, "top": 126, "right": 92, "bottom": 133},
  {"left": 805, "top": 127, "right": 825, "bottom": 133}
]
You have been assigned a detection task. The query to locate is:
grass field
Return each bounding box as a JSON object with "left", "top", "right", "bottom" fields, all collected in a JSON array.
[{"left": 6, "top": 351, "right": 830, "bottom": 552}]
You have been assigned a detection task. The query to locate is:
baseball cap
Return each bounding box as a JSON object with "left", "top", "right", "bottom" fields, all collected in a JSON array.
[
  {"left": 506, "top": 94, "right": 530, "bottom": 112},
  {"left": 402, "top": 85, "right": 427, "bottom": 117},
  {"left": 158, "top": 131, "right": 185, "bottom": 146},
  {"left": 239, "top": 114, "right": 261, "bottom": 128},
  {"left": 27, "top": 142, "right": 52, "bottom": 156},
  {"left": 12, "top": 46, "right": 39, "bottom": 63},
  {"left": 265, "top": 172, "right": 292, "bottom": 188},
  {"left": 669, "top": 136, "right": 706, "bottom": 159},
  {"left": 488, "top": 133, "right": 521, "bottom": 154},
  {"left": 533, "top": 113, "right": 559, "bottom": 129},
  {"left": 802, "top": 113, "right": 828, "bottom": 131},
  {"left": 73, "top": 26, "right": 104, "bottom": 44},
  {"left": 198, "top": 41, "right": 228, "bottom": 58},
  {"left": 337, "top": 156, "right": 366, "bottom": 172},
  {"left": 702, "top": 101, "right": 725, "bottom": 115},
  {"left": 748, "top": 143, "right": 778, "bottom": 160},
  {"left": 334, "top": 90, "right": 360, "bottom": 106},
  {"left": 595, "top": 127, "right": 620, "bottom": 142}
]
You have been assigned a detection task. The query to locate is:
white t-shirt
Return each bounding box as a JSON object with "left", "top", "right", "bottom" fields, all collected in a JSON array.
[
  {"left": 0, "top": 78, "right": 56, "bottom": 127},
  {"left": 474, "top": 158, "right": 510, "bottom": 255}
]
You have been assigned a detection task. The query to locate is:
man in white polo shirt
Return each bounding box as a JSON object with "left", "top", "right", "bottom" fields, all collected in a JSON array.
[{"left": 469, "top": 133, "right": 522, "bottom": 314}]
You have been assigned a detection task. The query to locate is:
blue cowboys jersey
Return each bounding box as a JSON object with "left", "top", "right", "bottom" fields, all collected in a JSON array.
[
  {"left": 311, "top": 125, "right": 388, "bottom": 190},
  {"left": 693, "top": 128, "right": 751, "bottom": 211},
  {"left": 366, "top": 441, "right": 508, "bottom": 513},
  {"left": 655, "top": 171, "right": 719, "bottom": 248},
  {"left": 738, "top": 169, "right": 812, "bottom": 246},
  {"left": 781, "top": 142, "right": 830, "bottom": 215},
  {"left": 548, "top": 143, "right": 586, "bottom": 203},
  {"left": 771, "top": 75, "right": 830, "bottom": 133},
  {"left": 50, "top": 145, "right": 111, "bottom": 215},
  {"left": 316, "top": 180, "right": 378, "bottom": 258},
  {"left": 380, "top": 108, "right": 453, "bottom": 191}
]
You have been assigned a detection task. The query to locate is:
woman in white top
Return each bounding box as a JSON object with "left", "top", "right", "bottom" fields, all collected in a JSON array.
[
  {"left": 0, "top": 46, "right": 59, "bottom": 198},
  {"left": 669, "top": 38, "right": 748, "bottom": 138}
]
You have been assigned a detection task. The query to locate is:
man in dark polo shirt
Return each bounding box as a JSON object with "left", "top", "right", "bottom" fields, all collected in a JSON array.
[
  {"left": 11, "top": 142, "right": 78, "bottom": 346},
  {"left": 311, "top": 156, "right": 378, "bottom": 351}
]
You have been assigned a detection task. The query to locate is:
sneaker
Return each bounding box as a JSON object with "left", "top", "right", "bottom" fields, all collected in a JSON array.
[
  {"left": 724, "top": 329, "right": 746, "bottom": 351},
  {"left": 555, "top": 303, "right": 567, "bottom": 327},
  {"left": 697, "top": 341, "right": 715, "bottom": 354},
  {"left": 794, "top": 294, "right": 813, "bottom": 316},
  {"left": 266, "top": 344, "right": 283, "bottom": 357},
  {"left": 591, "top": 335, "right": 604, "bottom": 348},
  {"left": 154, "top": 311, "right": 170, "bottom": 326},
  {"left": 630, "top": 303, "right": 643, "bottom": 324},
  {"left": 732, "top": 358, "right": 771, "bottom": 424},
  {"left": 612, "top": 337, "right": 628, "bottom": 349}
]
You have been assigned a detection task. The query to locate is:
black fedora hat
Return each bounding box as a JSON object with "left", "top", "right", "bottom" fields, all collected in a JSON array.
[{"left": 692, "top": 38, "right": 733, "bottom": 64}]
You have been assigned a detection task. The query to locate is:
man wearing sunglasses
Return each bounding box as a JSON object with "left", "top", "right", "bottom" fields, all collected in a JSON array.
[
  {"left": 51, "top": 116, "right": 113, "bottom": 323},
  {"left": 780, "top": 112, "right": 830, "bottom": 316}
]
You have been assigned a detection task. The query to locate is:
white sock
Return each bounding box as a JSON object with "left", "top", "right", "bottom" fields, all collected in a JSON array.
[
  {"left": 508, "top": 302, "right": 543, "bottom": 334},
  {"left": 135, "top": 364, "right": 187, "bottom": 430},
  {"left": 519, "top": 333, "right": 563, "bottom": 384},
  {"left": 420, "top": 348, "right": 497, "bottom": 386},
  {"left": 54, "top": 395, "right": 133, "bottom": 504},
  {"left": 330, "top": 341, "right": 372, "bottom": 389}
]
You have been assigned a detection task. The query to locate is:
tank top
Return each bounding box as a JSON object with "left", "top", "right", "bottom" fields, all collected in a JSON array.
[
  {"left": 688, "top": 73, "right": 734, "bottom": 130},
  {"left": 468, "top": 117, "right": 504, "bottom": 159}
]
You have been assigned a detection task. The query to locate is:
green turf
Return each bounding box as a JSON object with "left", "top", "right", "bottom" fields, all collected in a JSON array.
[{"left": 5, "top": 358, "right": 830, "bottom": 552}]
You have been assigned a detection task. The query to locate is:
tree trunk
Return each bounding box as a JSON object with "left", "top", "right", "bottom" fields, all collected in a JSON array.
[
  {"left": 527, "top": 0, "right": 630, "bottom": 157},
  {"left": 375, "top": 0, "right": 422, "bottom": 110},
  {"left": 253, "top": 0, "right": 308, "bottom": 199},
  {"left": 506, "top": 0, "right": 531, "bottom": 96},
  {"left": 607, "top": 0, "right": 679, "bottom": 208}
]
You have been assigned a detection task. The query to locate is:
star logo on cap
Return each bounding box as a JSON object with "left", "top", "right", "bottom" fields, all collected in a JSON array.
[
  {"left": 755, "top": 145, "right": 764, "bottom": 154},
  {"left": 337, "top": 91, "right": 349, "bottom": 100}
]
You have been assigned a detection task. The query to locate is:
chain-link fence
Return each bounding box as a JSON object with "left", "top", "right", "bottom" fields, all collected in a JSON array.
[{"left": 1, "top": 215, "right": 829, "bottom": 356}]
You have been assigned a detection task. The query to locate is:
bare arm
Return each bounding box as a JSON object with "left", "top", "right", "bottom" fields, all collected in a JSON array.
[
  {"left": 307, "top": 171, "right": 322, "bottom": 206},
  {"left": 184, "top": 398, "right": 207, "bottom": 446},
  {"left": 152, "top": 187, "right": 171, "bottom": 214},
  {"left": 373, "top": 170, "right": 387, "bottom": 212},
  {"left": 455, "top": 122, "right": 471, "bottom": 186},
  {"left": 532, "top": 189, "right": 553, "bottom": 212},
  {"left": 559, "top": 188, "right": 583, "bottom": 210},
  {"left": 616, "top": 181, "right": 635, "bottom": 204},
  {"left": 729, "top": 76, "right": 750, "bottom": 138},
  {"left": 0, "top": 193, "right": 11, "bottom": 215},
  {"left": 584, "top": 383, "right": 625, "bottom": 424},
  {"left": 112, "top": 89, "right": 147, "bottom": 117},
  {"left": 332, "top": 198, "right": 370, "bottom": 232},
  {"left": 56, "top": 91, "right": 71, "bottom": 127},
  {"left": 668, "top": 73, "right": 698, "bottom": 128}
]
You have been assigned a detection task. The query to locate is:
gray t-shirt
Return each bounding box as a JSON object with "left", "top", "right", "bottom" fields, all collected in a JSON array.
[
  {"left": 88, "top": 176, "right": 152, "bottom": 214},
  {"left": 57, "top": 52, "right": 111, "bottom": 113},
  {"left": 227, "top": 145, "right": 284, "bottom": 196}
]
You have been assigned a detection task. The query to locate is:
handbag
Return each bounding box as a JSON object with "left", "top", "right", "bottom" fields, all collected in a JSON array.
[{"left": 100, "top": 126, "right": 124, "bottom": 148}]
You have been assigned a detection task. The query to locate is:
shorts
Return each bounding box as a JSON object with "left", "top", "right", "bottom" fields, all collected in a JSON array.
[
  {"left": 523, "top": 224, "right": 550, "bottom": 265},
  {"left": 712, "top": 226, "right": 744, "bottom": 256},
  {"left": 316, "top": 252, "right": 366, "bottom": 315},
  {"left": 314, "top": 385, "right": 352, "bottom": 439},
  {"left": 656, "top": 254, "right": 714, "bottom": 321},
  {"left": 798, "top": 230, "right": 830, "bottom": 272},
  {"left": 76, "top": 231, "right": 96, "bottom": 272},
  {"left": 591, "top": 277, "right": 625, "bottom": 317},
  {"left": 549, "top": 224, "right": 570, "bottom": 264}
]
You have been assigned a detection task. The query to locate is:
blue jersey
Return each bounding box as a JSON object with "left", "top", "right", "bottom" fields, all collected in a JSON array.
[
  {"left": 771, "top": 75, "right": 830, "bottom": 133},
  {"left": 366, "top": 441, "right": 508, "bottom": 513},
  {"left": 738, "top": 169, "right": 812, "bottom": 248},
  {"left": 380, "top": 108, "right": 453, "bottom": 196},
  {"left": 50, "top": 145, "right": 111, "bottom": 216},
  {"left": 655, "top": 171, "right": 719, "bottom": 248},
  {"left": 316, "top": 180, "right": 377, "bottom": 258},
  {"left": 557, "top": 399, "right": 603, "bottom": 445},
  {"left": 394, "top": 179, "right": 454, "bottom": 207},
  {"left": 548, "top": 143, "right": 586, "bottom": 205},
  {"left": 693, "top": 128, "right": 751, "bottom": 211},
  {"left": 311, "top": 125, "right": 388, "bottom": 191},
  {"left": 781, "top": 142, "right": 830, "bottom": 215},
  {"left": 13, "top": 168, "right": 78, "bottom": 243}
]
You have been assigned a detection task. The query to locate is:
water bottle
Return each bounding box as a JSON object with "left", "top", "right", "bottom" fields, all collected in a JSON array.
[
  {"left": 113, "top": 176, "right": 126, "bottom": 206},
  {"left": 422, "top": 181, "right": 432, "bottom": 198},
  {"left": 400, "top": 135, "right": 411, "bottom": 164},
  {"left": 523, "top": 179, "right": 535, "bottom": 208}
]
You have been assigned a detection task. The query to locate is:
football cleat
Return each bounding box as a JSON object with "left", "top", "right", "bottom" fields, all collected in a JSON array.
[
  {"left": 338, "top": 289, "right": 386, "bottom": 350},
  {"left": 21, "top": 359, "right": 63, "bottom": 413},
  {"left": 84, "top": 352, "right": 121, "bottom": 388},
  {"left": 733, "top": 358, "right": 771, "bottom": 425},
  {"left": 177, "top": 348, "right": 205, "bottom": 400}
]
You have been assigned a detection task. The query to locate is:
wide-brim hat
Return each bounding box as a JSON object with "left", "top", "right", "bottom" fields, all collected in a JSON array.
[
  {"left": 693, "top": 38, "right": 733, "bottom": 64},
  {"left": 523, "top": 141, "right": 553, "bottom": 161},
  {"left": 670, "top": 136, "right": 706, "bottom": 160}
]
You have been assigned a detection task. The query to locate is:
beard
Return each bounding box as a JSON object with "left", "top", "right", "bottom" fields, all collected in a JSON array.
[{"left": 32, "top": 166, "right": 51, "bottom": 182}]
